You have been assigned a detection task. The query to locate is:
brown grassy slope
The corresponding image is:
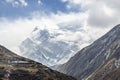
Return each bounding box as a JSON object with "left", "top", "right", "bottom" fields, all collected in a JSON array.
[{"left": 0, "top": 45, "right": 76, "bottom": 80}]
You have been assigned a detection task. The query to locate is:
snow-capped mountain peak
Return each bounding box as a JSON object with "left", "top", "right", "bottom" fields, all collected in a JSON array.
[
  {"left": 19, "top": 25, "right": 93, "bottom": 67},
  {"left": 20, "top": 28, "right": 75, "bottom": 66}
]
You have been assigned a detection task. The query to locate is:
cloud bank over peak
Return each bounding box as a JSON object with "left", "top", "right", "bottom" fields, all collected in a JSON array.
[{"left": 0, "top": 0, "right": 119, "bottom": 53}]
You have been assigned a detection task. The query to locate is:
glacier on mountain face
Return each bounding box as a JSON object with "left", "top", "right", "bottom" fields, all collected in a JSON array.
[{"left": 19, "top": 25, "right": 93, "bottom": 67}]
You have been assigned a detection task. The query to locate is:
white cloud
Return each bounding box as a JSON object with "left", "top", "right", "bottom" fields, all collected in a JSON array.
[
  {"left": 38, "top": 0, "right": 42, "bottom": 5},
  {"left": 1, "top": 0, "right": 119, "bottom": 54},
  {"left": 0, "top": 18, "right": 35, "bottom": 53},
  {"left": 5, "top": 0, "right": 28, "bottom": 7},
  {"left": 0, "top": 10, "right": 111, "bottom": 54},
  {"left": 0, "top": 12, "right": 84, "bottom": 53},
  {"left": 19, "top": 0, "right": 28, "bottom": 6}
]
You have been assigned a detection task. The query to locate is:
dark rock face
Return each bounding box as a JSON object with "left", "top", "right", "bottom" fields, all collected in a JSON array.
[
  {"left": 58, "top": 24, "right": 120, "bottom": 80},
  {"left": 0, "top": 45, "right": 76, "bottom": 80}
]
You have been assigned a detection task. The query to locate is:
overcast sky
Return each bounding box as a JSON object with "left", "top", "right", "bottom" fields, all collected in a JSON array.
[{"left": 0, "top": 0, "right": 119, "bottom": 53}]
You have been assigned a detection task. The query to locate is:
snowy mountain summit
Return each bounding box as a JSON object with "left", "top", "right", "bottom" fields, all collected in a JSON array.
[{"left": 19, "top": 26, "right": 77, "bottom": 66}]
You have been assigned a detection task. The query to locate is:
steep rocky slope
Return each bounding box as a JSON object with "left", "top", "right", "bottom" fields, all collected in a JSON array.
[
  {"left": 0, "top": 45, "right": 76, "bottom": 80},
  {"left": 58, "top": 24, "right": 120, "bottom": 80},
  {"left": 88, "top": 58, "right": 120, "bottom": 80}
]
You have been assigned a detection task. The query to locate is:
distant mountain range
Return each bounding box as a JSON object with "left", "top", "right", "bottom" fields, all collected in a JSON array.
[
  {"left": 57, "top": 24, "right": 120, "bottom": 80},
  {"left": 0, "top": 45, "right": 76, "bottom": 80},
  {"left": 19, "top": 25, "right": 93, "bottom": 67}
]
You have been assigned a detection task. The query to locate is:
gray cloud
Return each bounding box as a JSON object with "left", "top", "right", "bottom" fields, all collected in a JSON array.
[
  {"left": 87, "top": 0, "right": 120, "bottom": 28},
  {"left": 62, "top": 0, "right": 120, "bottom": 28}
]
